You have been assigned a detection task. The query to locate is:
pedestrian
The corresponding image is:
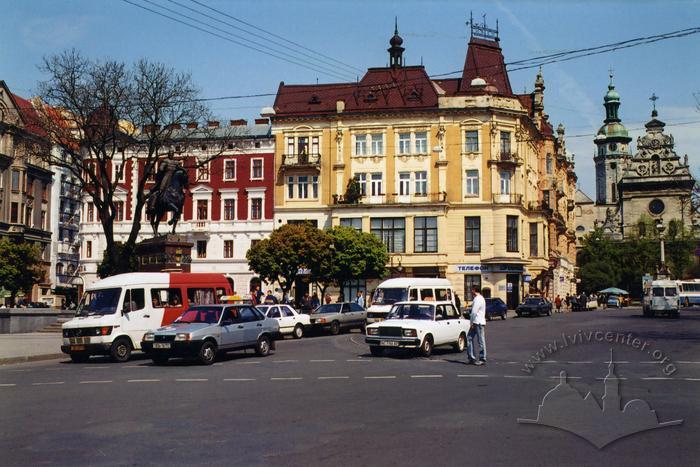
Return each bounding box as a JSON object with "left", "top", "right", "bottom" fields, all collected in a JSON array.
[
  {"left": 356, "top": 290, "right": 365, "bottom": 308},
  {"left": 250, "top": 289, "right": 259, "bottom": 305},
  {"left": 311, "top": 293, "right": 320, "bottom": 309},
  {"left": 264, "top": 290, "right": 278, "bottom": 304},
  {"left": 301, "top": 293, "right": 312, "bottom": 313},
  {"left": 337, "top": 293, "right": 345, "bottom": 303},
  {"left": 467, "top": 285, "right": 486, "bottom": 365},
  {"left": 324, "top": 294, "right": 332, "bottom": 304},
  {"left": 555, "top": 295, "right": 562, "bottom": 313},
  {"left": 255, "top": 285, "right": 264, "bottom": 304},
  {"left": 454, "top": 293, "right": 462, "bottom": 313}
]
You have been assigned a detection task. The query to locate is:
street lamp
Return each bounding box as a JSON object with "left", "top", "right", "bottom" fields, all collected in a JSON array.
[
  {"left": 390, "top": 254, "right": 404, "bottom": 275},
  {"left": 655, "top": 218, "right": 669, "bottom": 279}
]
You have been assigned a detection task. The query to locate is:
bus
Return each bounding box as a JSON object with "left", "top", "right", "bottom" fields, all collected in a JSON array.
[{"left": 677, "top": 279, "right": 700, "bottom": 307}]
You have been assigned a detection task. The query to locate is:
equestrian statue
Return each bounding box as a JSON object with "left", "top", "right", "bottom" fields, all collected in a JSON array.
[{"left": 146, "top": 152, "right": 189, "bottom": 236}]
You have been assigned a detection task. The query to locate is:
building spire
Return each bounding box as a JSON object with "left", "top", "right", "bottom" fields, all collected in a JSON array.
[
  {"left": 649, "top": 93, "right": 659, "bottom": 118},
  {"left": 388, "top": 17, "right": 405, "bottom": 68}
]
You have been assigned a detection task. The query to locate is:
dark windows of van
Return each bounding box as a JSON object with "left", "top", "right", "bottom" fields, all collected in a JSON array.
[
  {"left": 188, "top": 288, "right": 215, "bottom": 305},
  {"left": 436, "top": 288, "right": 449, "bottom": 301},
  {"left": 123, "top": 289, "right": 145, "bottom": 312},
  {"left": 665, "top": 288, "right": 677, "bottom": 296},
  {"left": 409, "top": 288, "right": 418, "bottom": 301},
  {"left": 151, "top": 288, "right": 183, "bottom": 308},
  {"left": 652, "top": 287, "right": 664, "bottom": 297},
  {"left": 420, "top": 289, "right": 435, "bottom": 301}
]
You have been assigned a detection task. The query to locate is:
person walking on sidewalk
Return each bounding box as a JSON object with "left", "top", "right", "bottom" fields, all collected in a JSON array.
[
  {"left": 467, "top": 285, "right": 486, "bottom": 365},
  {"left": 555, "top": 295, "right": 562, "bottom": 313}
]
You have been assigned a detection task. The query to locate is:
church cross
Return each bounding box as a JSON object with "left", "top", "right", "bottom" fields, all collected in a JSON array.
[
  {"left": 649, "top": 93, "right": 659, "bottom": 111},
  {"left": 608, "top": 67, "right": 614, "bottom": 84}
]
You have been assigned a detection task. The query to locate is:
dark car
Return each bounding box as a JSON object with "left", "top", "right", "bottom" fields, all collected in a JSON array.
[
  {"left": 463, "top": 297, "right": 508, "bottom": 321},
  {"left": 516, "top": 297, "right": 552, "bottom": 317}
]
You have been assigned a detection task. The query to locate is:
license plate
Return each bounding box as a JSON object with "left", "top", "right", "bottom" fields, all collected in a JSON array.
[
  {"left": 69, "top": 337, "right": 91, "bottom": 344},
  {"left": 153, "top": 343, "right": 171, "bottom": 349},
  {"left": 380, "top": 340, "right": 399, "bottom": 347},
  {"left": 70, "top": 345, "right": 85, "bottom": 351}
]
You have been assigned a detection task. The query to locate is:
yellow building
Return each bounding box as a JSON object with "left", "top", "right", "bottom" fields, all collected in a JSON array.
[{"left": 269, "top": 22, "right": 577, "bottom": 306}]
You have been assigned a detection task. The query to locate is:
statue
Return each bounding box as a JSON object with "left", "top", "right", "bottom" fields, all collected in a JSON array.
[{"left": 145, "top": 152, "right": 189, "bottom": 236}]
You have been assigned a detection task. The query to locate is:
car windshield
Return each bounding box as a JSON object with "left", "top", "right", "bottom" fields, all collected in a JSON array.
[
  {"left": 652, "top": 287, "right": 664, "bottom": 297},
  {"left": 665, "top": 287, "right": 677, "bottom": 297},
  {"left": 77, "top": 288, "right": 122, "bottom": 316},
  {"left": 174, "top": 307, "right": 222, "bottom": 324},
  {"left": 524, "top": 298, "right": 541, "bottom": 305},
  {"left": 387, "top": 303, "right": 434, "bottom": 320},
  {"left": 372, "top": 288, "right": 407, "bottom": 305},
  {"left": 313, "top": 304, "right": 342, "bottom": 314}
]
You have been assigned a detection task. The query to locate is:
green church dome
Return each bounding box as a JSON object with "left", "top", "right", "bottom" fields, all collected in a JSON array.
[{"left": 597, "top": 122, "right": 629, "bottom": 139}]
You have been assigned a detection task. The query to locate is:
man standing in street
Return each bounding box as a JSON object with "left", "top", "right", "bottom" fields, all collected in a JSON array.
[
  {"left": 467, "top": 285, "right": 486, "bottom": 366},
  {"left": 356, "top": 290, "right": 365, "bottom": 308}
]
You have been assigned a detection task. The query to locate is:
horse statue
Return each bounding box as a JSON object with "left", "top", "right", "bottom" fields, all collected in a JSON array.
[{"left": 146, "top": 156, "right": 189, "bottom": 236}]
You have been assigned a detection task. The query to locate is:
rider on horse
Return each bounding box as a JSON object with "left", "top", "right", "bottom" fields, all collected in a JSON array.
[{"left": 146, "top": 151, "right": 189, "bottom": 235}]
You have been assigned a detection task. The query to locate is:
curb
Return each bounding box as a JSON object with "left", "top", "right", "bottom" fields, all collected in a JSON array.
[{"left": 0, "top": 353, "right": 65, "bottom": 365}]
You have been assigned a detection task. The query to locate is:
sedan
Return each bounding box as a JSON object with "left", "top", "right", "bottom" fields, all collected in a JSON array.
[
  {"left": 516, "top": 297, "right": 552, "bottom": 317},
  {"left": 256, "top": 304, "right": 310, "bottom": 339},
  {"left": 463, "top": 297, "right": 508, "bottom": 321},
  {"left": 309, "top": 302, "right": 366, "bottom": 335}
]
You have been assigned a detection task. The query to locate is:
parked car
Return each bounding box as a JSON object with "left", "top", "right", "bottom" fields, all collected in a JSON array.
[
  {"left": 365, "top": 301, "right": 469, "bottom": 357},
  {"left": 256, "top": 304, "right": 310, "bottom": 339},
  {"left": 516, "top": 297, "right": 552, "bottom": 317},
  {"left": 463, "top": 297, "right": 508, "bottom": 321},
  {"left": 643, "top": 280, "right": 680, "bottom": 318},
  {"left": 309, "top": 302, "right": 366, "bottom": 335},
  {"left": 141, "top": 304, "right": 279, "bottom": 365},
  {"left": 607, "top": 295, "right": 622, "bottom": 308}
]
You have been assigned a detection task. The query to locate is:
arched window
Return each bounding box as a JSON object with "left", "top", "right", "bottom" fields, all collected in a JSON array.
[{"left": 56, "top": 263, "right": 64, "bottom": 276}]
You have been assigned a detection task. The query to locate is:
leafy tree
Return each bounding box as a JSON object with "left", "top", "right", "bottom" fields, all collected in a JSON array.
[
  {"left": 342, "top": 177, "right": 362, "bottom": 204},
  {"left": 96, "top": 242, "right": 139, "bottom": 279},
  {"left": 0, "top": 239, "right": 44, "bottom": 305}
]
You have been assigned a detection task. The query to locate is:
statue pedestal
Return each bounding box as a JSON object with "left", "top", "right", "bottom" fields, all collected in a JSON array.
[{"left": 135, "top": 234, "right": 193, "bottom": 272}]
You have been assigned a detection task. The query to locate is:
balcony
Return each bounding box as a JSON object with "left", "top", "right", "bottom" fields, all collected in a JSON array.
[
  {"left": 492, "top": 192, "right": 523, "bottom": 205},
  {"left": 488, "top": 152, "right": 522, "bottom": 167},
  {"left": 332, "top": 192, "right": 447, "bottom": 205},
  {"left": 281, "top": 152, "right": 321, "bottom": 170},
  {"left": 192, "top": 220, "right": 209, "bottom": 231}
]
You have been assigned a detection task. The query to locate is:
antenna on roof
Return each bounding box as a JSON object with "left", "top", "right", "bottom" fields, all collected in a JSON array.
[{"left": 420, "top": 56, "right": 423, "bottom": 66}]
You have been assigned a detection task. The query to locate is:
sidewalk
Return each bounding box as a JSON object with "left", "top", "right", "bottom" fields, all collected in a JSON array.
[{"left": 0, "top": 333, "right": 64, "bottom": 365}]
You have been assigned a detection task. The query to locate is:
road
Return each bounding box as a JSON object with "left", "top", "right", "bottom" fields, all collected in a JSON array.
[{"left": 1, "top": 307, "right": 699, "bottom": 466}]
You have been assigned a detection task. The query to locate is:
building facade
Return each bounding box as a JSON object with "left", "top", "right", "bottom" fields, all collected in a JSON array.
[
  {"left": 270, "top": 22, "right": 577, "bottom": 306},
  {"left": 79, "top": 120, "right": 274, "bottom": 293}
]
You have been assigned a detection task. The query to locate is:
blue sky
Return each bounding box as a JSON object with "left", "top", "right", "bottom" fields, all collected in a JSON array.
[{"left": 1, "top": 0, "right": 699, "bottom": 194}]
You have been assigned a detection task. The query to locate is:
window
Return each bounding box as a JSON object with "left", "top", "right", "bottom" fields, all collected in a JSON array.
[
  {"left": 546, "top": 153, "right": 553, "bottom": 174},
  {"left": 312, "top": 175, "right": 319, "bottom": 198},
  {"left": 371, "top": 134, "right": 383, "bottom": 155},
  {"left": 287, "top": 137, "right": 295, "bottom": 156},
  {"left": 250, "top": 198, "right": 263, "bottom": 220},
  {"left": 113, "top": 162, "right": 124, "bottom": 182},
  {"left": 500, "top": 131, "right": 511, "bottom": 156},
  {"left": 464, "top": 275, "right": 482, "bottom": 302},
  {"left": 297, "top": 137, "right": 308, "bottom": 156},
  {"left": 370, "top": 173, "right": 383, "bottom": 197},
  {"left": 371, "top": 217, "right": 405, "bottom": 253},
  {"left": 298, "top": 175, "right": 309, "bottom": 199},
  {"left": 311, "top": 136, "right": 319, "bottom": 155},
  {"left": 465, "top": 217, "right": 481, "bottom": 253},
  {"left": 287, "top": 176, "right": 294, "bottom": 198},
  {"left": 151, "top": 288, "right": 183, "bottom": 307},
  {"left": 40, "top": 210, "right": 47, "bottom": 230},
  {"left": 224, "top": 160, "right": 236, "bottom": 180},
  {"left": 507, "top": 216, "right": 519, "bottom": 252},
  {"left": 251, "top": 159, "right": 263, "bottom": 179},
  {"left": 499, "top": 170, "right": 511, "bottom": 194},
  {"left": 398, "top": 172, "right": 410, "bottom": 196},
  {"left": 398, "top": 132, "right": 411, "bottom": 154},
  {"left": 196, "top": 200, "right": 208, "bottom": 220},
  {"left": 25, "top": 206, "right": 32, "bottom": 226},
  {"left": 196, "top": 240, "right": 207, "bottom": 259},
  {"left": 465, "top": 130, "right": 479, "bottom": 152},
  {"left": 529, "top": 222, "right": 538, "bottom": 257},
  {"left": 123, "top": 289, "right": 145, "bottom": 312},
  {"left": 56, "top": 263, "right": 64, "bottom": 276},
  {"left": 86, "top": 240, "right": 93, "bottom": 258},
  {"left": 11, "top": 170, "right": 20, "bottom": 191},
  {"left": 197, "top": 162, "right": 210, "bottom": 181},
  {"left": 414, "top": 216, "right": 437, "bottom": 253},
  {"left": 223, "top": 199, "right": 236, "bottom": 220},
  {"left": 465, "top": 170, "right": 479, "bottom": 196},
  {"left": 10, "top": 202, "right": 18, "bottom": 223},
  {"left": 223, "top": 240, "right": 234, "bottom": 258},
  {"left": 87, "top": 202, "right": 94, "bottom": 222},
  {"left": 355, "top": 134, "right": 368, "bottom": 156},
  {"left": 355, "top": 173, "right": 367, "bottom": 196},
  {"left": 414, "top": 171, "right": 427, "bottom": 195},
  {"left": 115, "top": 201, "right": 124, "bottom": 222},
  {"left": 414, "top": 131, "right": 428, "bottom": 153},
  {"left": 27, "top": 177, "right": 34, "bottom": 196},
  {"left": 42, "top": 183, "right": 48, "bottom": 201},
  {"left": 187, "top": 288, "right": 215, "bottom": 305},
  {"left": 340, "top": 218, "right": 362, "bottom": 231},
  {"left": 342, "top": 280, "right": 366, "bottom": 307},
  {"left": 543, "top": 190, "right": 550, "bottom": 208}
]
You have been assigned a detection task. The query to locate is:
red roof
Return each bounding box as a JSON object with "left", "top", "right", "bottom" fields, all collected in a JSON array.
[
  {"left": 10, "top": 93, "right": 47, "bottom": 138},
  {"left": 516, "top": 94, "right": 533, "bottom": 116},
  {"left": 458, "top": 38, "right": 513, "bottom": 96}
]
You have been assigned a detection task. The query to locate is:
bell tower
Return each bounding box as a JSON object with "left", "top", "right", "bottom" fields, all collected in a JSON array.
[{"left": 388, "top": 17, "right": 404, "bottom": 68}]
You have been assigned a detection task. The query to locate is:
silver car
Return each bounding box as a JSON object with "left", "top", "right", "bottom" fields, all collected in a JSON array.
[
  {"left": 309, "top": 302, "right": 366, "bottom": 335},
  {"left": 142, "top": 305, "right": 280, "bottom": 365}
]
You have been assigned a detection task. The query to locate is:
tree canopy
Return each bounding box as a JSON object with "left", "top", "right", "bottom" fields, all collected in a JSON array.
[{"left": 0, "top": 239, "right": 44, "bottom": 304}]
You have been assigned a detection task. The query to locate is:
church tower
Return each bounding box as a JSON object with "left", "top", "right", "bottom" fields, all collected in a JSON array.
[{"left": 594, "top": 74, "right": 631, "bottom": 205}]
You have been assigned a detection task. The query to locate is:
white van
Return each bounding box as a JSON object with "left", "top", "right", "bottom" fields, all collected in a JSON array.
[
  {"left": 61, "top": 272, "right": 233, "bottom": 363},
  {"left": 643, "top": 280, "right": 680, "bottom": 318},
  {"left": 366, "top": 278, "right": 455, "bottom": 324}
]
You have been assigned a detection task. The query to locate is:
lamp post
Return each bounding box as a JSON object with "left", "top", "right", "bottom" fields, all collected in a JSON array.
[
  {"left": 390, "top": 254, "right": 404, "bottom": 276},
  {"left": 655, "top": 218, "right": 669, "bottom": 279}
]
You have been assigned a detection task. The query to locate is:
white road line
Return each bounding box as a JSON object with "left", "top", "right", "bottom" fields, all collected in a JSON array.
[
  {"left": 612, "top": 361, "right": 630, "bottom": 364},
  {"left": 347, "top": 359, "right": 370, "bottom": 362},
  {"left": 550, "top": 376, "right": 583, "bottom": 380},
  {"left": 503, "top": 375, "right": 531, "bottom": 379},
  {"left": 32, "top": 381, "right": 64, "bottom": 386},
  {"left": 641, "top": 377, "right": 674, "bottom": 380},
  {"left": 176, "top": 378, "right": 208, "bottom": 382},
  {"left": 595, "top": 377, "right": 626, "bottom": 380},
  {"left": 457, "top": 374, "right": 489, "bottom": 378},
  {"left": 567, "top": 361, "right": 593, "bottom": 364},
  {"left": 410, "top": 374, "right": 443, "bottom": 378},
  {"left": 539, "top": 361, "right": 558, "bottom": 364},
  {"left": 318, "top": 376, "right": 350, "bottom": 380},
  {"left": 677, "top": 361, "right": 700, "bottom": 364},
  {"left": 83, "top": 366, "right": 109, "bottom": 369},
  {"left": 506, "top": 361, "right": 520, "bottom": 364},
  {"left": 127, "top": 379, "right": 160, "bottom": 383},
  {"left": 310, "top": 359, "right": 335, "bottom": 363},
  {"left": 223, "top": 378, "right": 256, "bottom": 382},
  {"left": 79, "top": 380, "right": 113, "bottom": 384},
  {"left": 123, "top": 365, "right": 147, "bottom": 368},
  {"left": 272, "top": 360, "right": 298, "bottom": 363},
  {"left": 683, "top": 378, "right": 700, "bottom": 381},
  {"left": 640, "top": 361, "right": 662, "bottom": 364},
  {"left": 270, "top": 377, "right": 303, "bottom": 381},
  {"left": 8, "top": 369, "right": 32, "bottom": 372},
  {"left": 237, "top": 361, "right": 260, "bottom": 365},
  {"left": 364, "top": 376, "right": 396, "bottom": 379},
  {"left": 0, "top": 383, "right": 17, "bottom": 387}
]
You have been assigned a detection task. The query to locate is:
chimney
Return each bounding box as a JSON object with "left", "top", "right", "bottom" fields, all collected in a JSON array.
[
  {"left": 207, "top": 120, "right": 220, "bottom": 128},
  {"left": 254, "top": 118, "right": 268, "bottom": 125},
  {"left": 186, "top": 122, "right": 198, "bottom": 129},
  {"left": 166, "top": 123, "right": 181, "bottom": 130},
  {"left": 229, "top": 119, "right": 247, "bottom": 126}
]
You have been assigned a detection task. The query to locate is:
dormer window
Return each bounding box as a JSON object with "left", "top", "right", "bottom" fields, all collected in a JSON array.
[
  {"left": 364, "top": 92, "right": 377, "bottom": 103},
  {"left": 308, "top": 95, "right": 321, "bottom": 104}
]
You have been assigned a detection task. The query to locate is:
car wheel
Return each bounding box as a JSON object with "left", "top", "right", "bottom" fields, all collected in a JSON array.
[
  {"left": 358, "top": 323, "right": 366, "bottom": 334},
  {"left": 369, "top": 346, "right": 383, "bottom": 357},
  {"left": 516, "top": 312, "right": 522, "bottom": 318},
  {"left": 69, "top": 352, "right": 90, "bottom": 363},
  {"left": 547, "top": 308, "right": 552, "bottom": 317},
  {"left": 330, "top": 321, "right": 340, "bottom": 335},
  {"left": 292, "top": 324, "right": 304, "bottom": 339},
  {"left": 198, "top": 341, "right": 217, "bottom": 365},
  {"left": 419, "top": 336, "right": 433, "bottom": 358},
  {"left": 453, "top": 333, "right": 466, "bottom": 353},
  {"left": 486, "top": 315, "right": 491, "bottom": 322},
  {"left": 152, "top": 355, "right": 169, "bottom": 366},
  {"left": 255, "top": 335, "right": 271, "bottom": 357},
  {"left": 501, "top": 311, "right": 506, "bottom": 320},
  {"left": 109, "top": 337, "right": 132, "bottom": 363}
]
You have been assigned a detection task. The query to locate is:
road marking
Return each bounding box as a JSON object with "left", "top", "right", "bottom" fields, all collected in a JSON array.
[
  {"left": 0, "top": 383, "right": 17, "bottom": 387},
  {"left": 683, "top": 378, "right": 700, "bottom": 381},
  {"left": 539, "top": 361, "right": 558, "bottom": 364},
  {"left": 347, "top": 359, "right": 370, "bottom": 362},
  {"left": 176, "top": 378, "right": 208, "bottom": 382},
  {"left": 640, "top": 361, "right": 662, "bottom": 364},
  {"left": 32, "top": 381, "right": 64, "bottom": 386},
  {"left": 310, "top": 359, "right": 335, "bottom": 362},
  {"left": 567, "top": 361, "right": 593, "bottom": 364},
  {"left": 273, "top": 360, "right": 298, "bottom": 363},
  {"left": 548, "top": 376, "right": 582, "bottom": 380},
  {"left": 8, "top": 369, "right": 31, "bottom": 372},
  {"left": 457, "top": 374, "right": 488, "bottom": 378},
  {"left": 271, "top": 377, "right": 303, "bottom": 381},
  {"left": 83, "top": 366, "right": 109, "bottom": 369},
  {"left": 677, "top": 361, "right": 700, "bottom": 364},
  {"left": 595, "top": 377, "right": 626, "bottom": 380},
  {"left": 612, "top": 361, "right": 630, "bottom": 364},
  {"left": 237, "top": 361, "right": 260, "bottom": 365},
  {"left": 318, "top": 376, "right": 350, "bottom": 380},
  {"left": 364, "top": 376, "right": 396, "bottom": 379},
  {"left": 503, "top": 375, "right": 530, "bottom": 379},
  {"left": 79, "top": 380, "right": 112, "bottom": 384},
  {"left": 505, "top": 362, "right": 520, "bottom": 364},
  {"left": 223, "top": 378, "right": 256, "bottom": 382},
  {"left": 641, "top": 377, "right": 674, "bottom": 380},
  {"left": 127, "top": 379, "right": 160, "bottom": 383},
  {"left": 45, "top": 368, "right": 69, "bottom": 371},
  {"left": 410, "top": 374, "right": 443, "bottom": 378},
  {"left": 123, "top": 365, "right": 147, "bottom": 368}
]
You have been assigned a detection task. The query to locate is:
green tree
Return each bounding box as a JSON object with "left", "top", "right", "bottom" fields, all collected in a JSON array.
[
  {"left": 96, "top": 242, "right": 139, "bottom": 279},
  {"left": 0, "top": 238, "right": 44, "bottom": 305},
  {"left": 343, "top": 177, "right": 362, "bottom": 204}
]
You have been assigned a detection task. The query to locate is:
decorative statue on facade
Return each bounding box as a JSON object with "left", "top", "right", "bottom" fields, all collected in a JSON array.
[{"left": 146, "top": 151, "right": 189, "bottom": 236}]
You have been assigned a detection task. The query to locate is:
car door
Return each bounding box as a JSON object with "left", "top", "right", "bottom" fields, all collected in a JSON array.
[
  {"left": 120, "top": 288, "right": 154, "bottom": 348},
  {"left": 443, "top": 303, "right": 464, "bottom": 342},
  {"left": 348, "top": 303, "right": 366, "bottom": 327},
  {"left": 239, "top": 306, "right": 264, "bottom": 344},
  {"left": 220, "top": 307, "right": 245, "bottom": 349},
  {"left": 267, "top": 306, "right": 286, "bottom": 332},
  {"left": 281, "top": 306, "right": 302, "bottom": 329},
  {"left": 340, "top": 303, "right": 352, "bottom": 328},
  {"left": 432, "top": 304, "right": 450, "bottom": 345}
]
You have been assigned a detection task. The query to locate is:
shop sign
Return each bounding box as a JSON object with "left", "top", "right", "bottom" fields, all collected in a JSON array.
[
  {"left": 507, "top": 282, "right": 513, "bottom": 292},
  {"left": 455, "top": 264, "right": 488, "bottom": 273},
  {"left": 492, "top": 264, "right": 524, "bottom": 273}
]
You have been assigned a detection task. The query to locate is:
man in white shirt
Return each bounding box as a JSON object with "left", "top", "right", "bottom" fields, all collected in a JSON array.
[{"left": 467, "top": 285, "right": 487, "bottom": 365}]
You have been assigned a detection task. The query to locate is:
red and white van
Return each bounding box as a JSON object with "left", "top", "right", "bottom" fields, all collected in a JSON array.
[{"left": 61, "top": 272, "right": 233, "bottom": 363}]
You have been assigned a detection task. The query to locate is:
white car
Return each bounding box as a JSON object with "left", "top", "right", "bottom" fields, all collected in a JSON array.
[
  {"left": 365, "top": 301, "right": 469, "bottom": 357},
  {"left": 256, "top": 304, "right": 310, "bottom": 339}
]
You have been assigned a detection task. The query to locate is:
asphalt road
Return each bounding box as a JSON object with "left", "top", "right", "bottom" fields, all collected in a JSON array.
[{"left": 1, "top": 307, "right": 699, "bottom": 466}]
